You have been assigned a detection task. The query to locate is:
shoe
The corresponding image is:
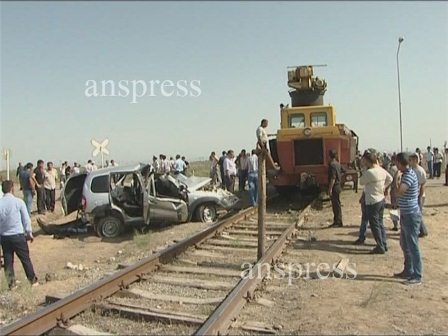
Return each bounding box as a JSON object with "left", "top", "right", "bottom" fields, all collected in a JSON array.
[
  {"left": 419, "top": 232, "right": 428, "bottom": 238},
  {"left": 329, "top": 223, "right": 343, "bottom": 228},
  {"left": 392, "top": 227, "right": 399, "bottom": 231},
  {"left": 353, "top": 239, "right": 365, "bottom": 245},
  {"left": 384, "top": 246, "right": 388, "bottom": 252},
  {"left": 393, "top": 270, "right": 411, "bottom": 279},
  {"left": 369, "top": 247, "right": 386, "bottom": 254},
  {"left": 9, "top": 284, "right": 18, "bottom": 291},
  {"left": 404, "top": 278, "right": 422, "bottom": 286},
  {"left": 30, "top": 278, "right": 39, "bottom": 287},
  {"left": 37, "top": 218, "right": 52, "bottom": 235}
]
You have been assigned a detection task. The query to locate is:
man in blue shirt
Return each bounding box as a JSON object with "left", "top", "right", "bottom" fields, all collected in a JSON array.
[
  {"left": 173, "top": 154, "right": 186, "bottom": 175},
  {"left": 0, "top": 180, "right": 38, "bottom": 289},
  {"left": 394, "top": 153, "right": 423, "bottom": 286}
]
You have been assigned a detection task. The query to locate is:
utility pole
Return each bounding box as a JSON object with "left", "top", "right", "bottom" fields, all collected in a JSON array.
[
  {"left": 396, "top": 37, "right": 404, "bottom": 152},
  {"left": 257, "top": 151, "right": 266, "bottom": 260},
  {"left": 3, "top": 149, "right": 11, "bottom": 180}
]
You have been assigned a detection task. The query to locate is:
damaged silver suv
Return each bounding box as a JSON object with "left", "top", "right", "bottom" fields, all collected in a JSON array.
[{"left": 61, "top": 163, "right": 240, "bottom": 238}]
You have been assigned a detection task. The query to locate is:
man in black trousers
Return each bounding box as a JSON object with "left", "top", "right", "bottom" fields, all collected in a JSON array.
[
  {"left": 33, "top": 159, "right": 46, "bottom": 214},
  {"left": 328, "top": 149, "right": 343, "bottom": 227},
  {"left": 0, "top": 180, "right": 38, "bottom": 289}
]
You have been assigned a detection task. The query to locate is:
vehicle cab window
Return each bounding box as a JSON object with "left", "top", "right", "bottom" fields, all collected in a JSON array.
[
  {"left": 288, "top": 113, "right": 305, "bottom": 128},
  {"left": 311, "top": 112, "right": 328, "bottom": 127}
]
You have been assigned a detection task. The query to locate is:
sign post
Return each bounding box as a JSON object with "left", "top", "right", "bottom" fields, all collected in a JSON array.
[
  {"left": 257, "top": 150, "right": 266, "bottom": 260},
  {"left": 3, "top": 149, "right": 11, "bottom": 180},
  {"left": 91, "top": 139, "right": 110, "bottom": 168}
]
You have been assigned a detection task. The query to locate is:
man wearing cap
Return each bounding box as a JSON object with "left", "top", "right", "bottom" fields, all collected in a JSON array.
[
  {"left": 409, "top": 153, "right": 428, "bottom": 237},
  {"left": 328, "top": 149, "right": 343, "bottom": 227}
]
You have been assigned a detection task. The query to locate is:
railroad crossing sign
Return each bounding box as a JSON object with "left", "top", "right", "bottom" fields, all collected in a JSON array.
[{"left": 91, "top": 138, "right": 109, "bottom": 168}]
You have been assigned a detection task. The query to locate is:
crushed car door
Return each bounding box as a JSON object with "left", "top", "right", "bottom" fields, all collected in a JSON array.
[
  {"left": 147, "top": 175, "right": 188, "bottom": 223},
  {"left": 61, "top": 173, "right": 87, "bottom": 215}
]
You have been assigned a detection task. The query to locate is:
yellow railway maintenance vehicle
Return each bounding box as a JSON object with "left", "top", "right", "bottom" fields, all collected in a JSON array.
[{"left": 269, "top": 65, "right": 359, "bottom": 192}]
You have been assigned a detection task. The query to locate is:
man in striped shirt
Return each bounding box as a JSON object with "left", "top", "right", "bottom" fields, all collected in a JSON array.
[{"left": 395, "top": 152, "right": 423, "bottom": 286}]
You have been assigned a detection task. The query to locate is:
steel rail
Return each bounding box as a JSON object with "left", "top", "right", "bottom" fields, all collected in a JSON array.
[
  {"left": 1, "top": 207, "right": 256, "bottom": 336},
  {"left": 195, "top": 201, "right": 314, "bottom": 335}
]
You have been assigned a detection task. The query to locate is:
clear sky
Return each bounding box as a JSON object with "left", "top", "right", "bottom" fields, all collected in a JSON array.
[{"left": 1, "top": 1, "right": 447, "bottom": 168}]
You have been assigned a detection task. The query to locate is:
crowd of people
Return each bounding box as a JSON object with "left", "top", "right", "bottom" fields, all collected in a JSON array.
[
  {"left": 151, "top": 155, "right": 190, "bottom": 175},
  {"left": 12, "top": 159, "right": 121, "bottom": 217},
  {"left": 328, "top": 145, "right": 448, "bottom": 287},
  {"left": 0, "top": 117, "right": 446, "bottom": 290},
  {"left": 207, "top": 119, "right": 277, "bottom": 206},
  {"left": 209, "top": 149, "right": 259, "bottom": 204}
]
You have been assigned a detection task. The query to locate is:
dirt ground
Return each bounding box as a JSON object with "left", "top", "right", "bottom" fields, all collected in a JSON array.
[
  {"left": 1, "top": 180, "right": 447, "bottom": 334},
  {"left": 233, "top": 178, "right": 448, "bottom": 335},
  {"left": 0, "top": 187, "right": 214, "bottom": 326}
]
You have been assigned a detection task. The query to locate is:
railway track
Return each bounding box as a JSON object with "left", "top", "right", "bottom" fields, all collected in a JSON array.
[{"left": 1, "top": 196, "right": 316, "bottom": 336}]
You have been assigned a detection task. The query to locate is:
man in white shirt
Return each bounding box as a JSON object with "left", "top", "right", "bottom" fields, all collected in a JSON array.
[
  {"left": 85, "top": 160, "right": 94, "bottom": 174},
  {"left": 159, "top": 155, "right": 170, "bottom": 174},
  {"left": 224, "top": 150, "right": 237, "bottom": 193},
  {"left": 248, "top": 150, "right": 258, "bottom": 206},
  {"left": 256, "top": 119, "right": 280, "bottom": 171},
  {"left": 409, "top": 153, "right": 428, "bottom": 237},
  {"left": 44, "top": 162, "right": 58, "bottom": 212},
  {"left": 152, "top": 156, "right": 160, "bottom": 173},
  {"left": 73, "top": 163, "right": 81, "bottom": 174},
  {"left": 359, "top": 150, "right": 393, "bottom": 254}
]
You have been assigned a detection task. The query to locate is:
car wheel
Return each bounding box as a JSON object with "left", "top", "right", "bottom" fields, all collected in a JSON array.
[
  {"left": 196, "top": 203, "right": 218, "bottom": 224},
  {"left": 97, "top": 216, "right": 123, "bottom": 238}
]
